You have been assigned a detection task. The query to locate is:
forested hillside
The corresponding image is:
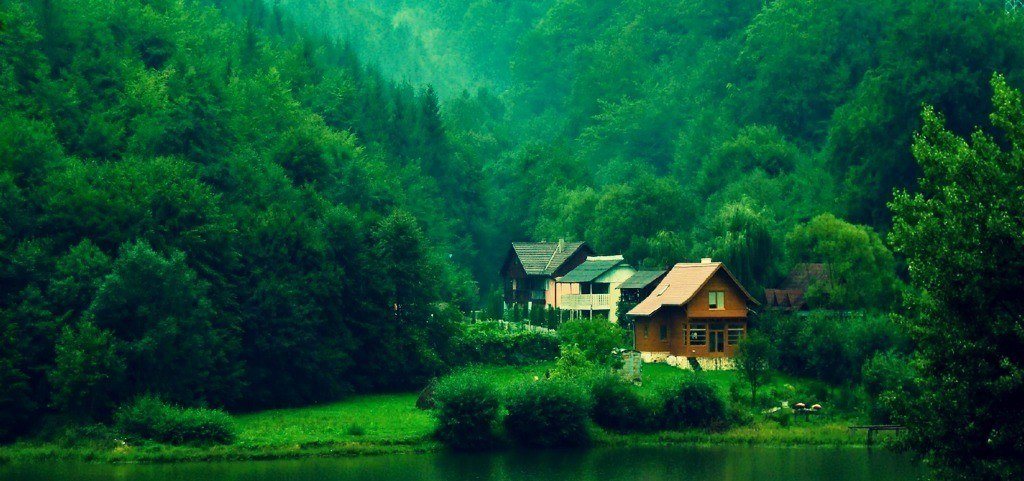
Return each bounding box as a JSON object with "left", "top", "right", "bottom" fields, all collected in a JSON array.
[
  {"left": 3, "top": 0, "right": 1024, "bottom": 457},
  {"left": 281, "top": 0, "right": 1024, "bottom": 298},
  {"left": 0, "top": 0, "right": 491, "bottom": 437}
]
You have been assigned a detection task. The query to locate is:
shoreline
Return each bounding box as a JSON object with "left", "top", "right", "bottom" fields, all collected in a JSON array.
[{"left": 0, "top": 425, "right": 880, "bottom": 465}]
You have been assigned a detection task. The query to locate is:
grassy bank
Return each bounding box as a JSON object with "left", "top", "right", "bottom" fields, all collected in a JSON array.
[{"left": 0, "top": 364, "right": 885, "bottom": 464}]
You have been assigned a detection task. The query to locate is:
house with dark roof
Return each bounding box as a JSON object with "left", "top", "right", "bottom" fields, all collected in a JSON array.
[
  {"left": 555, "top": 255, "right": 636, "bottom": 324},
  {"left": 764, "top": 263, "right": 831, "bottom": 312},
  {"left": 627, "top": 259, "right": 759, "bottom": 369},
  {"left": 499, "top": 240, "right": 593, "bottom": 309},
  {"left": 619, "top": 269, "right": 670, "bottom": 305}
]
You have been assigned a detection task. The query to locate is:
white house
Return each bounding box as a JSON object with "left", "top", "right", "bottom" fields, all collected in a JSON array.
[{"left": 556, "top": 255, "right": 636, "bottom": 324}]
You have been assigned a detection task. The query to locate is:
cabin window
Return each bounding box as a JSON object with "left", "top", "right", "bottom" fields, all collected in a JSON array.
[
  {"left": 592, "top": 283, "right": 610, "bottom": 294},
  {"left": 727, "top": 324, "right": 745, "bottom": 345},
  {"left": 643, "top": 323, "right": 649, "bottom": 339},
  {"left": 709, "top": 291, "right": 725, "bottom": 310},
  {"left": 659, "top": 323, "right": 668, "bottom": 341},
  {"left": 689, "top": 323, "right": 707, "bottom": 345}
]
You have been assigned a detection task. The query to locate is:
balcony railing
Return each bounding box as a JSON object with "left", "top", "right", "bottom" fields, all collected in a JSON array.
[{"left": 560, "top": 293, "right": 612, "bottom": 310}]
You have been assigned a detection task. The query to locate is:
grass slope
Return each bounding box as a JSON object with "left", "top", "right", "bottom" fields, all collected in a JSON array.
[{"left": 0, "top": 363, "right": 884, "bottom": 464}]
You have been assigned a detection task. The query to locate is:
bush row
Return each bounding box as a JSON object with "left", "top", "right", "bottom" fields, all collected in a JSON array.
[
  {"left": 432, "top": 371, "right": 737, "bottom": 450},
  {"left": 449, "top": 321, "right": 559, "bottom": 366},
  {"left": 114, "top": 396, "right": 236, "bottom": 445}
]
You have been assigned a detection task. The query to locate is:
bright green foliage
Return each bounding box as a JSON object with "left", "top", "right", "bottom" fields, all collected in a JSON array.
[
  {"left": 888, "top": 75, "right": 1024, "bottom": 480},
  {"left": 786, "top": 214, "right": 899, "bottom": 309},
  {"left": 114, "top": 396, "right": 236, "bottom": 446},
  {"left": 734, "top": 331, "right": 776, "bottom": 404},
  {"left": 705, "top": 199, "right": 779, "bottom": 294},
  {"left": 504, "top": 380, "right": 592, "bottom": 447},
  {"left": 557, "top": 318, "right": 630, "bottom": 365},
  {"left": 450, "top": 321, "right": 559, "bottom": 366},
  {"left": 432, "top": 373, "right": 501, "bottom": 451}
]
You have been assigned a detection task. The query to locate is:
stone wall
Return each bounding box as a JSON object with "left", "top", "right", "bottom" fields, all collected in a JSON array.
[{"left": 642, "top": 355, "right": 736, "bottom": 371}]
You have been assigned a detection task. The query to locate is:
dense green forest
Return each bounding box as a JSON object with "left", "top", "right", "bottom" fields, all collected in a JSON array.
[
  {"left": 282, "top": 0, "right": 1024, "bottom": 297},
  {"left": 2, "top": 0, "right": 1023, "bottom": 477}
]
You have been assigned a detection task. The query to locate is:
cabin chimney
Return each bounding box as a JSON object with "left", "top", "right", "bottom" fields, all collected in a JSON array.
[
  {"left": 701, "top": 257, "right": 713, "bottom": 264},
  {"left": 557, "top": 238, "right": 565, "bottom": 252}
]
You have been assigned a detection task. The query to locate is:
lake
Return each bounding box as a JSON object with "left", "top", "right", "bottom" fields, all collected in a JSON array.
[{"left": 0, "top": 446, "right": 925, "bottom": 481}]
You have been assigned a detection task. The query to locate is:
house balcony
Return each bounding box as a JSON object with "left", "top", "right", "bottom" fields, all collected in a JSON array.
[{"left": 560, "top": 293, "right": 613, "bottom": 310}]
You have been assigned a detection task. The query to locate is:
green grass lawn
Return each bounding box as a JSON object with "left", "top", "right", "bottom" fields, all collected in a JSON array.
[
  {"left": 0, "top": 362, "right": 874, "bottom": 464},
  {"left": 236, "top": 393, "right": 435, "bottom": 447}
]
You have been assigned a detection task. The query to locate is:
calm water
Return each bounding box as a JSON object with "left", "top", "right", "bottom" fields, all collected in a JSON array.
[{"left": 0, "top": 446, "right": 925, "bottom": 481}]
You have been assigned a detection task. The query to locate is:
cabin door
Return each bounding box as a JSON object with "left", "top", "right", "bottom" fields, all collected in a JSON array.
[{"left": 709, "top": 329, "right": 726, "bottom": 355}]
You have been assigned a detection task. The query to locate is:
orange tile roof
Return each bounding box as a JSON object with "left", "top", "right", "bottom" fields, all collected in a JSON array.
[{"left": 628, "top": 262, "right": 759, "bottom": 316}]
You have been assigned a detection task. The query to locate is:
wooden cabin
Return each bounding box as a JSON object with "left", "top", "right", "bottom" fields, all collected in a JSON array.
[
  {"left": 500, "top": 241, "right": 593, "bottom": 309},
  {"left": 764, "top": 263, "right": 830, "bottom": 312},
  {"left": 628, "top": 260, "right": 759, "bottom": 364}
]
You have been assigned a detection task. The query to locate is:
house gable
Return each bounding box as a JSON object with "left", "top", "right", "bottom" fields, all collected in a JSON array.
[{"left": 686, "top": 269, "right": 754, "bottom": 319}]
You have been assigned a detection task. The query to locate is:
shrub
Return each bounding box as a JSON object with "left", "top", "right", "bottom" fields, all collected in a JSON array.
[
  {"left": 346, "top": 424, "right": 366, "bottom": 436},
  {"left": 551, "top": 343, "right": 601, "bottom": 380},
  {"left": 450, "top": 321, "right": 559, "bottom": 366},
  {"left": 505, "top": 380, "right": 591, "bottom": 447},
  {"left": 433, "top": 374, "right": 501, "bottom": 450},
  {"left": 590, "top": 374, "right": 658, "bottom": 432},
  {"left": 558, "top": 318, "right": 629, "bottom": 365},
  {"left": 862, "top": 351, "right": 918, "bottom": 423},
  {"left": 662, "top": 374, "right": 728, "bottom": 430},
  {"left": 114, "top": 396, "right": 236, "bottom": 445}
]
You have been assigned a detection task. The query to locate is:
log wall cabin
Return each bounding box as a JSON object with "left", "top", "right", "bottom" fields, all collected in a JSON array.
[{"left": 629, "top": 260, "right": 759, "bottom": 360}]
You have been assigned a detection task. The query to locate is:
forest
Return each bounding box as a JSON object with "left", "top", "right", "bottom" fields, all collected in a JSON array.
[{"left": 1, "top": 0, "right": 1023, "bottom": 479}]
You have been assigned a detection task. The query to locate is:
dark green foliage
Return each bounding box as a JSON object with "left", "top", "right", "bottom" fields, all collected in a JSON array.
[
  {"left": 504, "top": 380, "right": 592, "bottom": 447},
  {"left": 557, "top": 318, "right": 630, "bottom": 365},
  {"left": 662, "top": 374, "right": 728, "bottom": 431},
  {"left": 589, "top": 374, "right": 659, "bottom": 433},
  {"left": 84, "top": 241, "right": 235, "bottom": 407},
  {"left": 758, "top": 311, "right": 909, "bottom": 385},
  {"left": 888, "top": 76, "right": 1024, "bottom": 479},
  {"left": 0, "top": 317, "right": 34, "bottom": 442},
  {"left": 48, "top": 321, "right": 124, "bottom": 421},
  {"left": 450, "top": 321, "right": 559, "bottom": 366},
  {"left": 432, "top": 374, "right": 501, "bottom": 451},
  {"left": 861, "top": 351, "right": 917, "bottom": 424},
  {"left": 114, "top": 396, "right": 236, "bottom": 446},
  {"left": 0, "top": 0, "right": 484, "bottom": 429}
]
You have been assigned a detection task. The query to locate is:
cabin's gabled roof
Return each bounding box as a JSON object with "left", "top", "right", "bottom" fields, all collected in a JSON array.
[
  {"left": 628, "top": 262, "right": 759, "bottom": 316},
  {"left": 780, "top": 263, "right": 830, "bottom": 291},
  {"left": 505, "top": 241, "right": 591, "bottom": 276},
  {"left": 619, "top": 269, "right": 669, "bottom": 290},
  {"left": 763, "top": 263, "right": 828, "bottom": 310},
  {"left": 558, "top": 256, "right": 628, "bottom": 283}
]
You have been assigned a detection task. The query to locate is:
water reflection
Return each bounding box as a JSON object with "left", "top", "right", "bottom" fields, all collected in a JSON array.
[{"left": 0, "top": 446, "right": 924, "bottom": 481}]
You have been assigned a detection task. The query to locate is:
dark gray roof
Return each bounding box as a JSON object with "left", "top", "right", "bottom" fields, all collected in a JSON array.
[
  {"left": 511, "top": 241, "right": 589, "bottom": 276},
  {"left": 619, "top": 269, "right": 668, "bottom": 290},
  {"left": 558, "top": 258, "right": 628, "bottom": 283}
]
